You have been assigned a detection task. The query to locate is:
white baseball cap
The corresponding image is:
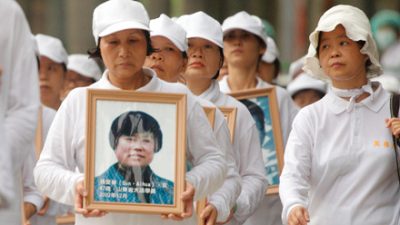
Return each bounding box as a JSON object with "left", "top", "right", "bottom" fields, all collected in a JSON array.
[
  {"left": 303, "top": 5, "right": 382, "bottom": 80},
  {"left": 150, "top": 14, "right": 187, "bottom": 52},
  {"left": 35, "top": 34, "right": 68, "bottom": 65},
  {"left": 67, "top": 54, "right": 102, "bottom": 81},
  {"left": 92, "top": 0, "right": 150, "bottom": 45},
  {"left": 287, "top": 73, "right": 327, "bottom": 97},
  {"left": 176, "top": 11, "right": 223, "bottom": 48},
  {"left": 262, "top": 37, "right": 279, "bottom": 63},
  {"left": 222, "top": 11, "right": 267, "bottom": 46}
]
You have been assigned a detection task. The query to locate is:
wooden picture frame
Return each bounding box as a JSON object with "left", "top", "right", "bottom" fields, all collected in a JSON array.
[
  {"left": 218, "top": 107, "right": 237, "bottom": 143},
  {"left": 230, "top": 88, "right": 284, "bottom": 195},
  {"left": 84, "top": 89, "right": 187, "bottom": 214}
]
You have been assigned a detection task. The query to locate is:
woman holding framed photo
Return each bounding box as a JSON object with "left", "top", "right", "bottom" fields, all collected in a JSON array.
[{"left": 33, "top": 1, "right": 227, "bottom": 225}]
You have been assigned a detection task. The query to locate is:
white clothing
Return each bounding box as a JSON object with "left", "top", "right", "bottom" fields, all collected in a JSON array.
[
  {"left": 145, "top": 82, "right": 241, "bottom": 222},
  {"left": 0, "top": 0, "right": 40, "bottom": 224},
  {"left": 280, "top": 84, "right": 400, "bottom": 225},
  {"left": 34, "top": 68, "right": 227, "bottom": 225},
  {"left": 31, "top": 106, "right": 71, "bottom": 225},
  {"left": 193, "top": 94, "right": 242, "bottom": 223},
  {"left": 200, "top": 81, "right": 267, "bottom": 225},
  {"left": 219, "top": 76, "right": 298, "bottom": 225},
  {"left": 22, "top": 143, "right": 44, "bottom": 211}
]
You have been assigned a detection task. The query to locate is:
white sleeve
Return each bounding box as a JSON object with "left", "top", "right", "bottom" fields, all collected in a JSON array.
[
  {"left": 22, "top": 143, "right": 44, "bottom": 211},
  {"left": 34, "top": 94, "right": 84, "bottom": 206},
  {"left": 208, "top": 110, "right": 241, "bottom": 223},
  {"left": 185, "top": 102, "right": 228, "bottom": 200},
  {"left": 279, "top": 111, "right": 312, "bottom": 225},
  {"left": 0, "top": 0, "right": 39, "bottom": 213},
  {"left": 233, "top": 125, "right": 267, "bottom": 223}
]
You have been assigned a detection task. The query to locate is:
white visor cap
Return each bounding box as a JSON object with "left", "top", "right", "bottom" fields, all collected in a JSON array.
[
  {"left": 287, "top": 73, "right": 327, "bottom": 97},
  {"left": 67, "top": 54, "right": 102, "bottom": 81},
  {"left": 222, "top": 11, "right": 267, "bottom": 46},
  {"left": 150, "top": 14, "right": 187, "bottom": 52},
  {"left": 303, "top": 5, "right": 382, "bottom": 81},
  {"left": 35, "top": 34, "right": 68, "bottom": 65},
  {"left": 92, "top": 0, "right": 150, "bottom": 45},
  {"left": 176, "top": 11, "right": 223, "bottom": 48},
  {"left": 262, "top": 37, "right": 279, "bottom": 63}
]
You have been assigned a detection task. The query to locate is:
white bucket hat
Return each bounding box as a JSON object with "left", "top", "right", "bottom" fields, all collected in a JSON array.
[
  {"left": 222, "top": 11, "right": 267, "bottom": 46},
  {"left": 176, "top": 11, "right": 223, "bottom": 48},
  {"left": 92, "top": 0, "right": 150, "bottom": 45},
  {"left": 303, "top": 5, "right": 382, "bottom": 81},
  {"left": 150, "top": 14, "right": 187, "bottom": 52},
  {"left": 262, "top": 37, "right": 279, "bottom": 63},
  {"left": 67, "top": 54, "right": 102, "bottom": 81},
  {"left": 287, "top": 72, "right": 327, "bottom": 97},
  {"left": 35, "top": 34, "right": 68, "bottom": 65}
]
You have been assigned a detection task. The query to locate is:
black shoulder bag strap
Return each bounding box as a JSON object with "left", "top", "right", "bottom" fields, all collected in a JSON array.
[{"left": 389, "top": 93, "right": 400, "bottom": 185}]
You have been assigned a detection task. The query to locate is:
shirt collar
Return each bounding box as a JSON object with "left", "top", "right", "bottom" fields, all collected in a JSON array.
[
  {"left": 96, "top": 67, "right": 161, "bottom": 92},
  {"left": 327, "top": 82, "right": 388, "bottom": 115},
  {"left": 199, "top": 80, "right": 221, "bottom": 102}
]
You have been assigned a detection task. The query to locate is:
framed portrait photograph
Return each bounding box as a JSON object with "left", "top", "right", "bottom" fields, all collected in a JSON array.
[
  {"left": 84, "top": 89, "right": 187, "bottom": 214},
  {"left": 230, "top": 88, "right": 284, "bottom": 195}
]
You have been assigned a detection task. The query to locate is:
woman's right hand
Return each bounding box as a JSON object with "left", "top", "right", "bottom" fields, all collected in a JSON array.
[
  {"left": 74, "top": 180, "right": 107, "bottom": 217},
  {"left": 288, "top": 206, "right": 310, "bottom": 225}
]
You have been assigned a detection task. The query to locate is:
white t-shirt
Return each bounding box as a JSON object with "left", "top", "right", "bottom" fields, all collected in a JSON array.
[
  {"left": 280, "top": 84, "right": 400, "bottom": 225},
  {"left": 34, "top": 68, "right": 227, "bottom": 225}
]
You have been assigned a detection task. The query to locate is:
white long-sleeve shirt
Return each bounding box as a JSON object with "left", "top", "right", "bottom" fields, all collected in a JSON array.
[
  {"left": 280, "top": 84, "right": 400, "bottom": 225},
  {"left": 220, "top": 76, "right": 298, "bottom": 225},
  {"left": 0, "top": 1, "right": 40, "bottom": 224},
  {"left": 34, "top": 68, "right": 227, "bottom": 225},
  {"left": 200, "top": 80, "right": 267, "bottom": 224},
  {"left": 193, "top": 94, "right": 242, "bottom": 223}
]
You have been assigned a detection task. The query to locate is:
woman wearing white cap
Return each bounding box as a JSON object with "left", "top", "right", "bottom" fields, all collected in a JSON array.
[
  {"left": 35, "top": 34, "right": 68, "bottom": 110},
  {"left": 144, "top": 14, "right": 187, "bottom": 83},
  {"left": 177, "top": 12, "right": 267, "bottom": 225},
  {"left": 146, "top": 13, "right": 242, "bottom": 225},
  {"left": 280, "top": 5, "right": 400, "bottom": 225},
  {"left": 286, "top": 73, "right": 327, "bottom": 108},
  {"left": 34, "top": 1, "right": 227, "bottom": 225},
  {"left": 258, "top": 37, "right": 281, "bottom": 84},
  {"left": 221, "top": 11, "right": 298, "bottom": 225},
  {"left": 62, "top": 54, "right": 102, "bottom": 99}
]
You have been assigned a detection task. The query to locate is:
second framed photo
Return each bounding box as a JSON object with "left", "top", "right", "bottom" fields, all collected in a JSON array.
[
  {"left": 84, "top": 89, "right": 187, "bottom": 214},
  {"left": 230, "top": 88, "right": 284, "bottom": 195}
]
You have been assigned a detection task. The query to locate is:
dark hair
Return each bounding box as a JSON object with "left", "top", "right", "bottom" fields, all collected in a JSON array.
[
  {"left": 109, "top": 111, "right": 162, "bottom": 152},
  {"left": 240, "top": 99, "right": 265, "bottom": 142},
  {"left": 211, "top": 47, "right": 225, "bottom": 80},
  {"left": 272, "top": 58, "right": 281, "bottom": 79},
  {"left": 87, "top": 30, "right": 154, "bottom": 59}
]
